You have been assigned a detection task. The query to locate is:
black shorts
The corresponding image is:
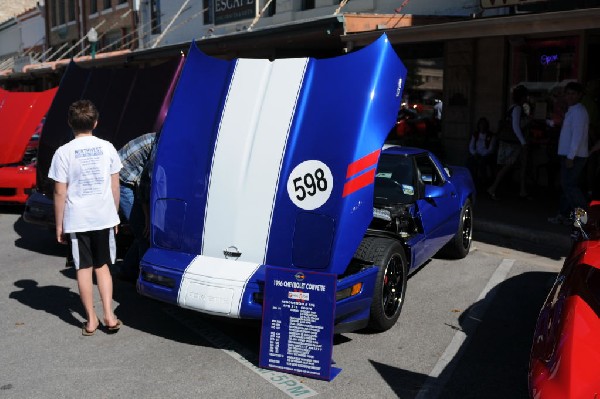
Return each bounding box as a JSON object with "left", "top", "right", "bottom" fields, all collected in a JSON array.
[{"left": 69, "top": 228, "right": 116, "bottom": 270}]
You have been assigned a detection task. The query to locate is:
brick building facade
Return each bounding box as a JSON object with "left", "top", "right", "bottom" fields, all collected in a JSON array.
[{"left": 45, "top": 0, "right": 136, "bottom": 58}]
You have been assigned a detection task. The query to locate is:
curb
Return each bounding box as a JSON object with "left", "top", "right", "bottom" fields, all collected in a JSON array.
[{"left": 474, "top": 219, "right": 572, "bottom": 252}]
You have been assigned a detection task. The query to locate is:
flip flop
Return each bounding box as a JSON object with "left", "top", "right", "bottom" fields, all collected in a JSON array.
[
  {"left": 105, "top": 319, "right": 122, "bottom": 334},
  {"left": 82, "top": 318, "right": 100, "bottom": 336}
]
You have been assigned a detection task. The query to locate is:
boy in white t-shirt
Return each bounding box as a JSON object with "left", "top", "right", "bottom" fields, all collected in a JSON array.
[{"left": 49, "top": 100, "right": 123, "bottom": 336}]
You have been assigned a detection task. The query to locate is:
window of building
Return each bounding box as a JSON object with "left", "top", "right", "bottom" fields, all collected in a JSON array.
[
  {"left": 118, "top": 0, "right": 127, "bottom": 4},
  {"left": 392, "top": 43, "right": 445, "bottom": 141},
  {"left": 90, "top": 0, "right": 97, "bottom": 13},
  {"left": 267, "top": 0, "right": 276, "bottom": 16},
  {"left": 511, "top": 36, "right": 579, "bottom": 122},
  {"left": 511, "top": 37, "right": 579, "bottom": 88},
  {"left": 203, "top": 0, "right": 213, "bottom": 24},
  {"left": 302, "top": 0, "right": 315, "bottom": 10},
  {"left": 58, "top": 0, "right": 66, "bottom": 25},
  {"left": 51, "top": 4, "right": 58, "bottom": 26},
  {"left": 68, "top": 0, "right": 76, "bottom": 21},
  {"left": 121, "top": 27, "right": 132, "bottom": 48},
  {"left": 267, "top": 0, "right": 277, "bottom": 17},
  {"left": 103, "top": 0, "right": 111, "bottom": 10},
  {"left": 103, "top": 29, "right": 122, "bottom": 51},
  {"left": 150, "top": 0, "right": 161, "bottom": 34}
]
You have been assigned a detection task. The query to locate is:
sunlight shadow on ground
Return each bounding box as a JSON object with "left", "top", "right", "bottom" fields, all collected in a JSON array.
[{"left": 368, "top": 271, "right": 554, "bottom": 399}]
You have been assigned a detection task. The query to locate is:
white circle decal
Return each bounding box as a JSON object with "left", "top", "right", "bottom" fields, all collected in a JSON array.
[{"left": 286, "top": 160, "right": 333, "bottom": 210}]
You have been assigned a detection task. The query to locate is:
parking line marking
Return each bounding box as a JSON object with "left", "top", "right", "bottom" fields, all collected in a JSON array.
[
  {"left": 162, "top": 307, "right": 318, "bottom": 398},
  {"left": 414, "top": 259, "right": 515, "bottom": 399}
]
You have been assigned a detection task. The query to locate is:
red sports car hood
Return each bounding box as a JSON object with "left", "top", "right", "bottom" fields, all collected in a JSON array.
[
  {"left": 530, "top": 295, "right": 600, "bottom": 398},
  {"left": 0, "top": 87, "right": 57, "bottom": 165},
  {"left": 529, "top": 201, "right": 600, "bottom": 398}
]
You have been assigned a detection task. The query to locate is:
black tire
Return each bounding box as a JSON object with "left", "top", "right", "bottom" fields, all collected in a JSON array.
[
  {"left": 355, "top": 237, "right": 408, "bottom": 332},
  {"left": 440, "top": 198, "right": 473, "bottom": 259}
]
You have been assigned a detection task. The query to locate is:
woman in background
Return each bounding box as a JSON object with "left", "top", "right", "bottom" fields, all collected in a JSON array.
[
  {"left": 487, "top": 85, "right": 531, "bottom": 200},
  {"left": 467, "top": 117, "right": 496, "bottom": 187}
]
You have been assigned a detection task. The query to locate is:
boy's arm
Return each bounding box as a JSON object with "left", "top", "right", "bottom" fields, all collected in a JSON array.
[{"left": 53, "top": 181, "right": 67, "bottom": 243}]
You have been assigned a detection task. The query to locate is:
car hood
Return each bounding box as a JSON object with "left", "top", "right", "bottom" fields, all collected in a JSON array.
[
  {"left": 35, "top": 56, "right": 184, "bottom": 197},
  {"left": 150, "top": 34, "right": 407, "bottom": 275},
  {"left": 530, "top": 203, "right": 600, "bottom": 398},
  {"left": 0, "top": 87, "right": 57, "bottom": 165}
]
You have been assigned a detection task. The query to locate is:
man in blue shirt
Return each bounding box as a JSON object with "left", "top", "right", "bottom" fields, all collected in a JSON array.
[{"left": 549, "top": 82, "right": 589, "bottom": 224}]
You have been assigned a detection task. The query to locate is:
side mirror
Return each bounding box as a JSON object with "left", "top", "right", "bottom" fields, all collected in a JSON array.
[
  {"left": 573, "top": 207, "right": 589, "bottom": 241},
  {"left": 424, "top": 184, "right": 445, "bottom": 199},
  {"left": 573, "top": 208, "right": 588, "bottom": 225}
]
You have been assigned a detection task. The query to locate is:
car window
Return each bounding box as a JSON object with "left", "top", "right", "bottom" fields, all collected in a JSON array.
[
  {"left": 416, "top": 155, "right": 444, "bottom": 186},
  {"left": 374, "top": 154, "right": 416, "bottom": 204}
]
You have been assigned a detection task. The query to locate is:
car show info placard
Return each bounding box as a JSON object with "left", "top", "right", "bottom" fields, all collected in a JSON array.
[{"left": 259, "top": 267, "right": 341, "bottom": 381}]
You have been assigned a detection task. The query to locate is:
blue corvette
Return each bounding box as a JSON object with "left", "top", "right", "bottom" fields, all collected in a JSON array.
[{"left": 137, "top": 35, "right": 475, "bottom": 333}]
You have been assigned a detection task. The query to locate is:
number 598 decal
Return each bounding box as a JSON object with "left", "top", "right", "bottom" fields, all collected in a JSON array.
[{"left": 286, "top": 160, "right": 333, "bottom": 210}]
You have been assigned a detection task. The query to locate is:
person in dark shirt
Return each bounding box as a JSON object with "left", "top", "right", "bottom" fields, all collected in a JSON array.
[{"left": 117, "top": 132, "right": 156, "bottom": 281}]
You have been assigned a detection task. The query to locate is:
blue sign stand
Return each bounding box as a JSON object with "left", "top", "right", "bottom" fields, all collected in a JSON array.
[{"left": 259, "top": 266, "right": 341, "bottom": 381}]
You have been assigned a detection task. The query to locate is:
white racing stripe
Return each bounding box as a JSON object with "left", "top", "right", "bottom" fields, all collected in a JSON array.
[
  {"left": 202, "top": 57, "right": 308, "bottom": 263},
  {"left": 178, "top": 255, "right": 261, "bottom": 317},
  {"left": 180, "top": 58, "right": 308, "bottom": 319},
  {"left": 414, "top": 259, "right": 515, "bottom": 399}
]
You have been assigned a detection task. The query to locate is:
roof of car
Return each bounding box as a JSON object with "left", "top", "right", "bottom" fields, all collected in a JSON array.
[{"left": 382, "top": 144, "right": 428, "bottom": 156}]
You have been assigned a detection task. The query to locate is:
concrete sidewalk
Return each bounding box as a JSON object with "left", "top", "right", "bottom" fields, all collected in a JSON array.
[{"left": 472, "top": 186, "right": 573, "bottom": 253}]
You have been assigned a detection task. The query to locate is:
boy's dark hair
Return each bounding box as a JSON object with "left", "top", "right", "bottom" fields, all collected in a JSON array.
[
  {"left": 565, "top": 81, "right": 583, "bottom": 94},
  {"left": 68, "top": 100, "right": 99, "bottom": 132}
]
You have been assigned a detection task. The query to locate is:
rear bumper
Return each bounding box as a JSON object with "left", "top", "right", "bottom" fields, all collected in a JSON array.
[
  {"left": 138, "top": 249, "right": 264, "bottom": 318},
  {"left": 0, "top": 166, "right": 36, "bottom": 204},
  {"left": 138, "top": 248, "right": 379, "bottom": 332},
  {"left": 22, "top": 190, "right": 54, "bottom": 226}
]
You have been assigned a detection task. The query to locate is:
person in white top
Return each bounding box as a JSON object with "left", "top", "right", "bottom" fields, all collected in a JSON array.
[
  {"left": 548, "top": 81, "right": 590, "bottom": 224},
  {"left": 49, "top": 100, "right": 123, "bottom": 335},
  {"left": 467, "top": 117, "right": 497, "bottom": 186}
]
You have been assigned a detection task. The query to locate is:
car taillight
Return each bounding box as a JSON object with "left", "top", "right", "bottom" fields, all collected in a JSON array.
[{"left": 141, "top": 271, "right": 175, "bottom": 288}]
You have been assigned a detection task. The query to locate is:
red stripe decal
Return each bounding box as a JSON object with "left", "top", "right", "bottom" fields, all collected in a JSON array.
[
  {"left": 343, "top": 168, "right": 376, "bottom": 197},
  {"left": 346, "top": 149, "right": 381, "bottom": 179}
]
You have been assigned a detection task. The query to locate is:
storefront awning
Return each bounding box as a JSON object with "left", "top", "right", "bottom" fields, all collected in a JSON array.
[{"left": 341, "top": 7, "right": 600, "bottom": 47}]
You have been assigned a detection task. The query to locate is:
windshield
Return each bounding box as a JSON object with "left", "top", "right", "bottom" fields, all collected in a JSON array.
[{"left": 374, "top": 154, "right": 416, "bottom": 205}]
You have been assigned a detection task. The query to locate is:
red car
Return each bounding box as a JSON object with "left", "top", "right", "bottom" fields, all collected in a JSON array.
[
  {"left": 0, "top": 88, "right": 56, "bottom": 204},
  {"left": 529, "top": 202, "right": 600, "bottom": 398},
  {"left": 390, "top": 103, "right": 440, "bottom": 139}
]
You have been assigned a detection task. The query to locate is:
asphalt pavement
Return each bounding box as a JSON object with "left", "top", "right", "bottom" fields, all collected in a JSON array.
[
  {"left": 0, "top": 208, "right": 561, "bottom": 399},
  {"left": 0, "top": 185, "right": 571, "bottom": 399}
]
